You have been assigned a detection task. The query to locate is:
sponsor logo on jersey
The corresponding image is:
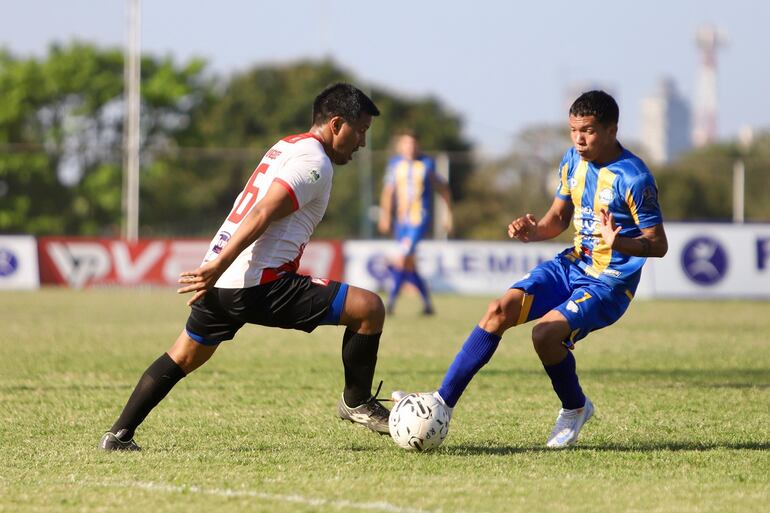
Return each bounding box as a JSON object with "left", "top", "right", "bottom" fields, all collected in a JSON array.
[
  {"left": 0, "top": 247, "right": 19, "bottom": 277},
  {"left": 602, "top": 268, "right": 621, "bottom": 278},
  {"left": 308, "top": 169, "right": 320, "bottom": 183},
  {"left": 566, "top": 300, "right": 579, "bottom": 313},
  {"left": 266, "top": 149, "right": 282, "bottom": 160},
  {"left": 212, "top": 231, "right": 231, "bottom": 254},
  {"left": 569, "top": 177, "right": 578, "bottom": 188},
  {"left": 599, "top": 188, "right": 614, "bottom": 204}
]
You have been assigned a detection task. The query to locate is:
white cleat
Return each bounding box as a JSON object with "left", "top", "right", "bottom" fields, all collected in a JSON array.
[{"left": 546, "top": 397, "right": 594, "bottom": 449}]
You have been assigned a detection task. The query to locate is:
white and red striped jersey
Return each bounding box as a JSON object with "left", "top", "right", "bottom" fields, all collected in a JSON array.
[{"left": 202, "top": 133, "right": 333, "bottom": 288}]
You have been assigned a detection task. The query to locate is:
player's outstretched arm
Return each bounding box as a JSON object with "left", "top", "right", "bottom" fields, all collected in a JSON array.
[
  {"left": 599, "top": 209, "right": 668, "bottom": 258},
  {"left": 508, "top": 198, "right": 573, "bottom": 242},
  {"left": 430, "top": 174, "right": 454, "bottom": 234},
  {"left": 177, "top": 182, "right": 296, "bottom": 305},
  {"left": 377, "top": 183, "right": 394, "bottom": 235}
]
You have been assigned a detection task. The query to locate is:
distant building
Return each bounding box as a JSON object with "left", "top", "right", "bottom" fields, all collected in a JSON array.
[{"left": 640, "top": 78, "right": 691, "bottom": 164}]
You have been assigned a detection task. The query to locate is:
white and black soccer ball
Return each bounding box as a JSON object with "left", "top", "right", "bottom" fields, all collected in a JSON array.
[{"left": 389, "top": 393, "right": 450, "bottom": 451}]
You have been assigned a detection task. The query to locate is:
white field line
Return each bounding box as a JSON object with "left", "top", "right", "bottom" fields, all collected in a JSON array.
[{"left": 85, "top": 479, "right": 473, "bottom": 513}]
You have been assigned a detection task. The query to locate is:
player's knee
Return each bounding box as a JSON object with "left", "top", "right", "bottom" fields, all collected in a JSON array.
[
  {"left": 480, "top": 299, "right": 515, "bottom": 333},
  {"left": 360, "top": 290, "right": 385, "bottom": 327},
  {"left": 531, "top": 322, "right": 560, "bottom": 355}
]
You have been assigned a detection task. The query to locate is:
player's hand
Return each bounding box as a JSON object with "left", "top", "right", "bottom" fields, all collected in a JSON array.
[
  {"left": 377, "top": 217, "right": 391, "bottom": 235},
  {"left": 599, "top": 208, "right": 621, "bottom": 248},
  {"left": 508, "top": 214, "right": 538, "bottom": 242},
  {"left": 443, "top": 213, "right": 454, "bottom": 235},
  {"left": 177, "top": 261, "right": 222, "bottom": 306}
]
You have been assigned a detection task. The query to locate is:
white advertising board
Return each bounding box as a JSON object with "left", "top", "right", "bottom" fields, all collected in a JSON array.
[
  {"left": 643, "top": 223, "right": 770, "bottom": 298},
  {"left": 0, "top": 235, "right": 40, "bottom": 290},
  {"left": 344, "top": 240, "right": 564, "bottom": 295},
  {"left": 345, "top": 223, "right": 770, "bottom": 299}
]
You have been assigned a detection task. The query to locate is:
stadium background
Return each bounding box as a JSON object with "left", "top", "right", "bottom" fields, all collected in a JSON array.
[{"left": 1, "top": 3, "right": 769, "bottom": 513}]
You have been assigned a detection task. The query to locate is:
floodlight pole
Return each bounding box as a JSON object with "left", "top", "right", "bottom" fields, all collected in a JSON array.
[{"left": 122, "top": 0, "right": 141, "bottom": 241}]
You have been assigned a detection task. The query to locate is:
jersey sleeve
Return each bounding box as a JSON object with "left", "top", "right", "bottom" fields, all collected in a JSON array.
[
  {"left": 625, "top": 172, "right": 663, "bottom": 229},
  {"left": 554, "top": 150, "right": 572, "bottom": 200},
  {"left": 274, "top": 153, "right": 331, "bottom": 210}
]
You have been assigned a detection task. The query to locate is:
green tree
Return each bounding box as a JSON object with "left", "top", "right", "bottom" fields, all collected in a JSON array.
[
  {"left": 0, "top": 42, "right": 208, "bottom": 235},
  {"left": 654, "top": 131, "right": 770, "bottom": 222},
  {"left": 454, "top": 124, "right": 572, "bottom": 239},
  {"left": 146, "top": 59, "right": 472, "bottom": 238}
]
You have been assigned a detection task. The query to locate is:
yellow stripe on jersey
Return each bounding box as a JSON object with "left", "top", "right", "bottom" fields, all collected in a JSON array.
[
  {"left": 626, "top": 187, "right": 641, "bottom": 226},
  {"left": 591, "top": 166, "right": 618, "bottom": 275},
  {"left": 558, "top": 162, "right": 570, "bottom": 196},
  {"left": 570, "top": 160, "right": 589, "bottom": 253},
  {"left": 394, "top": 160, "right": 427, "bottom": 224},
  {"left": 515, "top": 293, "right": 534, "bottom": 326}
]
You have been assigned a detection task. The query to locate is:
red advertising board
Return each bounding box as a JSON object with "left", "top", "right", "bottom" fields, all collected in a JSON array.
[{"left": 37, "top": 238, "right": 343, "bottom": 288}]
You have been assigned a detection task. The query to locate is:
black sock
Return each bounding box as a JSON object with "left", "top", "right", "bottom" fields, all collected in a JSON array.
[
  {"left": 341, "top": 328, "right": 381, "bottom": 407},
  {"left": 110, "top": 353, "right": 186, "bottom": 440}
]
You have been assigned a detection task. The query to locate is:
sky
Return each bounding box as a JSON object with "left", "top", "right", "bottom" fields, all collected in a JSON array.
[{"left": 1, "top": 0, "right": 768, "bottom": 156}]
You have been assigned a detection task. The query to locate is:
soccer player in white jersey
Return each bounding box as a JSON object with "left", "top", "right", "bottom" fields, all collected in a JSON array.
[{"left": 100, "top": 83, "right": 390, "bottom": 451}]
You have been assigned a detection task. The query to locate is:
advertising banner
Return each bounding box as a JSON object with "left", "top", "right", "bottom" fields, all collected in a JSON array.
[
  {"left": 37, "top": 238, "right": 343, "bottom": 288},
  {"left": 643, "top": 223, "right": 770, "bottom": 298},
  {"left": 0, "top": 235, "right": 40, "bottom": 290},
  {"left": 346, "top": 223, "right": 770, "bottom": 299},
  {"left": 344, "top": 240, "right": 565, "bottom": 294}
]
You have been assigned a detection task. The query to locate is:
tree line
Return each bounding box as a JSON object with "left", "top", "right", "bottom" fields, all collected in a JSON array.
[{"left": 1, "top": 43, "right": 768, "bottom": 240}]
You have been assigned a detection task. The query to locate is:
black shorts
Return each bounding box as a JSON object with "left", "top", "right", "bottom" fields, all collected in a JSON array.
[{"left": 185, "top": 273, "right": 344, "bottom": 344}]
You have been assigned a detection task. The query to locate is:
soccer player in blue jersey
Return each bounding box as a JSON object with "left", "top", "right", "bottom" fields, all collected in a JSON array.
[
  {"left": 378, "top": 130, "right": 453, "bottom": 315},
  {"left": 411, "top": 91, "right": 668, "bottom": 448}
]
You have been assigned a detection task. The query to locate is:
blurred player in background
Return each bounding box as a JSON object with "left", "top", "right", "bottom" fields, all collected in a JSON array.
[
  {"left": 403, "top": 91, "right": 668, "bottom": 448},
  {"left": 377, "top": 130, "right": 453, "bottom": 315},
  {"left": 100, "top": 83, "right": 392, "bottom": 451}
]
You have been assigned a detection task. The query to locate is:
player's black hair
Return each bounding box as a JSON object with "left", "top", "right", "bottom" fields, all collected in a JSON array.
[
  {"left": 569, "top": 90, "right": 619, "bottom": 126},
  {"left": 312, "top": 83, "right": 380, "bottom": 126}
]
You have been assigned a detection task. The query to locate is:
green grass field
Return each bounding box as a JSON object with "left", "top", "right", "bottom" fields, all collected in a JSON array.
[{"left": 1, "top": 289, "right": 768, "bottom": 513}]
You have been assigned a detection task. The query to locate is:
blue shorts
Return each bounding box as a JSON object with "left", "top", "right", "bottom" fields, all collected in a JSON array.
[
  {"left": 511, "top": 254, "right": 635, "bottom": 348},
  {"left": 395, "top": 222, "right": 429, "bottom": 256}
]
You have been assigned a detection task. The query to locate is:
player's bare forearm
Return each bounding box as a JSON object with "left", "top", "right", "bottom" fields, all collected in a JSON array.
[
  {"left": 378, "top": 185, "right": 394, "bottom": 234},
  {"left": 178, "top": 183, "right": 295, "bottom": 304},
  {"left": 177, "top": 207, "right": 274, "bottom": 304},
  {"left": 510, "top": 199, "right": 572, "bottom": 242},
  {"left": 608, "top": 224, "right": 668, "bottom": 258},
  {"left": 535, "top": 211, "right": 570, "bottom": 240},
  {"left": 215, "top": 207, "right": 273, "bottom": 269}
]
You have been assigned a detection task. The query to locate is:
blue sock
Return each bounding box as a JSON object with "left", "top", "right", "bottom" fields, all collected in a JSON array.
[
  {"left": 387, "top": 267, "right": 406, "bottom": 310},
  {"left": 543, "top": 351, "right": 585, "bottom": 410},
  {"left": 438, "top": 326, "right": 501, "bottom": 407},
  {"left": 406, "top": 271, "right": 432, "bottom": 309}
]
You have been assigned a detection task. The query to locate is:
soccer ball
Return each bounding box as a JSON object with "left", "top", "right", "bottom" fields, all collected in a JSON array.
[{"left": 389, "top": 393, "right": 450, "bottom": 451}]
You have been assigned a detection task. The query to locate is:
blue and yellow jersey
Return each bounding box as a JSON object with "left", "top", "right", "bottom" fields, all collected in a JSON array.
[
  {"left": 555, "top": 146, "right": 663, "bottom": 288},
  {"left": 384, "top": 154, "right": 437, "bottom": 226}
]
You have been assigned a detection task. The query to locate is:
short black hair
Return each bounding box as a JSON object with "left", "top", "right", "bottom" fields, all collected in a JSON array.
[
  {"left": 312, "top": 83, "right": 380, "bottom": 126},
  {"left": 569, "top": 90, "right": 619, "bottom": 126}
]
